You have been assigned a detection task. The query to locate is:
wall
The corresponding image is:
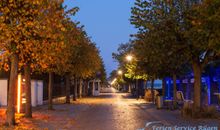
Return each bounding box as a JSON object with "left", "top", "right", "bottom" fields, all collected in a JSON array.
[
  {"left": 0, "top": 79, "right": 43, "bottom": 107},
  {"left": 31, "top": 80, "right": 43, "bottom": 107},
  {"left": 0, "top": 80, "right": 7, "bottom": 106}
]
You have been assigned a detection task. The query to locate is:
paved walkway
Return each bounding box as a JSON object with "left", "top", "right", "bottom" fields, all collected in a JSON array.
[{"left": 0, "top": 88, "right": 220, "bottom": 130}]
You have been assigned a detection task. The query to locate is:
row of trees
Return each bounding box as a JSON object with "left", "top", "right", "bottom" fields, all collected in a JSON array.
[
  {"left": 113, "top": 0, "right": 220, "bottom": 115},
  {"left": 0, "top": 0, "right": 106, "bottom": 126}
]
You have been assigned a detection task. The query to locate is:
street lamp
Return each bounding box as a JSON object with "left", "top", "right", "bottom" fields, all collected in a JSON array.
[
  {"left": 125, "top": 54, "right": 139, "bottom": 98},
  {"left": 126, "top": 55, "right": 133, "bottom": 62},
  {"left": 118, "top": 70, "right": 123, "bottom": 75}
]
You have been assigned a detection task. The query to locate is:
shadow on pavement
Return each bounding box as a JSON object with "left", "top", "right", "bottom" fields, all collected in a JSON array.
[
  {"left": 121, "top": 93, "right": 137, "bottom": 99},
  {"left": 98, "top": 93, "right": 115, "bottom": 99}
]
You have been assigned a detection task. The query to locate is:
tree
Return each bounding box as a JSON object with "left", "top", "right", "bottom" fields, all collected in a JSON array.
[
  {"left": 54, "top": 12, "right": 80, "bottom": 103},
  {"left": 0, "top": 0, "right": 102, "bottom": 125},
  {"left": 69, "top": 39, "right": 102, "bottom": 99},
  {"left": 97, "top": 58, "right": 107, "bottom": 83},
  {"left": 0, "top": 0, "right": 58, "bottom": 124},
  {"left": 55, "top": 21, "right": 103, "bottom": 100},
  {"left": 131, "top": 0, "right": 188, "bottom": 104},
  {"left": 62, "top": 20, "right": 78, "bottom": 103},
  {"left": 130, "top": 0, "right": 220, "bottom": 113},
  {"left": 32, "top": 0, "right": 67, "bottom": 110},
  {"left": 18, "top": 0, "right": 63, "bottom": 118},
  {"left": 113, "top": 42, "right": 147, "bottom": 97},
  {"left": 183, "top": 0, "right": 220, "bottom": 111},
  {"left": 0, "top": 1, "right": 68, "bottom": 120}
]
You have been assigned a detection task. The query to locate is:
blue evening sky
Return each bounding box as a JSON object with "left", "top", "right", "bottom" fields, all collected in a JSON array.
[{"left": 64, "top": 0, "right": 136, "bottom": 76}]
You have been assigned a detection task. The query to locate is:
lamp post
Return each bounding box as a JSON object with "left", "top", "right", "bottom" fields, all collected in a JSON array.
[
  {"left": 125, "top": 55, "right": 133, "bottom": 93},
  {"left": 125, "top": 55, "right": 139, "bottom": 98},
  {"left": 117, "top": 70, "right": 123, "bottom": 91}
]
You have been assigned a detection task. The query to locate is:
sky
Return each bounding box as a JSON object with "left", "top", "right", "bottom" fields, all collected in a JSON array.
[{"left": 64, "top": 0, "right": 137, "bottom": 76}]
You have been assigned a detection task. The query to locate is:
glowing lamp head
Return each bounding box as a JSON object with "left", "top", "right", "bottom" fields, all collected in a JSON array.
[
  {"left": 126, "top": 55, "right": 133, "bottom": 62},
  {"left": 118, "top": 70, "right": 123, "bottom": 75}
]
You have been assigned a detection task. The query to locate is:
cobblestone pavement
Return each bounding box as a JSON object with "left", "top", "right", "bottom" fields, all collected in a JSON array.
[
  {"left": 0, "top": 88, "right": 220, "bottom": 130},
  {"left": 65, "top": 92, "right": 220, "bottom": 130}
]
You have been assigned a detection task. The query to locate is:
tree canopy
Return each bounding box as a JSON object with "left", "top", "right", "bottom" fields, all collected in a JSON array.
[
  {"left": 129, "top": 0, "right": 220, "bottom": 111},
  {"left": 0, "top": 0, "right": 106, "bottom": 125}
]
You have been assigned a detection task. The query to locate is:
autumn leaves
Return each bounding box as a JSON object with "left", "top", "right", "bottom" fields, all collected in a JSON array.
[{"left": 0, "top": 0, "right": 104, "bottom": 126}]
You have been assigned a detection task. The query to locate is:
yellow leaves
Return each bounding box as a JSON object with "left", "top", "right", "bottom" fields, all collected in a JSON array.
[
  {"left": 41, "top": 25, "right": 46, "bottom": 30},
  {"left": 3, "top": 7, "right": 10, "bottom": 13},
  {"left": 3, "top": 63, "right": 9, "bottom": 71},
  {"left": 33, "top": 0, "right": 40, "bottom": 5},
  {"left": 26, "top": 21, "right": 34, "bottom": 26},
  {"left": 0, "top": 0, "right": 90, "bottom": 74},
  {"left": 61, "top": 27, "right": 66, "bottom": 32}
]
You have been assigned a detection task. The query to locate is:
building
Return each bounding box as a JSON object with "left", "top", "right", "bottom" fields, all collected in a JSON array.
[
  {"left": 88, "top": 79, "right": 101, "bottom": 96},
  {"left": 0, "top": 75, "right": 43, "bottom": 113}
]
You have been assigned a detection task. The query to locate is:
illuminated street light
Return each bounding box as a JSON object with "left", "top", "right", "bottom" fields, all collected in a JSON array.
[
  {"left": 118, "top": 70, "right": 123, "bottom": 75},
  {"left": 126, "top": 55, "right": 133, "bottom": 62}
]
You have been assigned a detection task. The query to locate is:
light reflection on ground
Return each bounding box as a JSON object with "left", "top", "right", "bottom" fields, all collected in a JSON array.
[{"left": 0, "top": 88, "right": 219, "bottom": 130}]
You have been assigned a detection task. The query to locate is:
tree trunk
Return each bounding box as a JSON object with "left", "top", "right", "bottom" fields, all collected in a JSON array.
[
  {"left": 65, "top": 74, "right": 70, "bottom": 104},
  {"left": 128, "top": 84, "right": 131, "bottom": 93},
  {"left": 73, "top": 78, "right": 77, "bottom": 101},
  {"left": 79, "top": 78, "right": 82, "bottom": 98},
  {"left": 24, "top": 64, "right": 32, "bottom": 118},
  {"left": 173, "top": 74, "right": 177, "bottom": 103},
  {"left": 84, "top": 80, "right": 89, "bottom": 97},
  {"left": 162, "top": 78, "right": 166, "bottom": 97},
  {"left": 6, "top": 54, "right": 18, "bottom": 126},
  {"left": 48, "top": 72, "right": 54, "bottom": 110},
  {"left": 82, "top": 80, "right": 86, "bottom": 97},
  {"left": 136, "top": 79, "right": 139, "bottom": 99},
  {"left": 192, "top": 61, "right": 202, "bottom": 110},
  {"left": 151, "top": 79, "right": 155, "bottom": 103},
  {"left": 132, "top": 83, "right": 135, "bottom": 96}
]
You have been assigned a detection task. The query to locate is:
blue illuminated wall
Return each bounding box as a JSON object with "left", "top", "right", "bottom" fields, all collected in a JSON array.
[
  {"left": 146, "top": 79, "right": 162, "bottom": 89},
  {"left": 205, "top": 77, "right": 211, "bottom": 105},
  {"left": 163, "top": 66, "right": 220, "bottom": 105},
  {"left": 165, "top": 78, "right": 172, "bottom": 99}
]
